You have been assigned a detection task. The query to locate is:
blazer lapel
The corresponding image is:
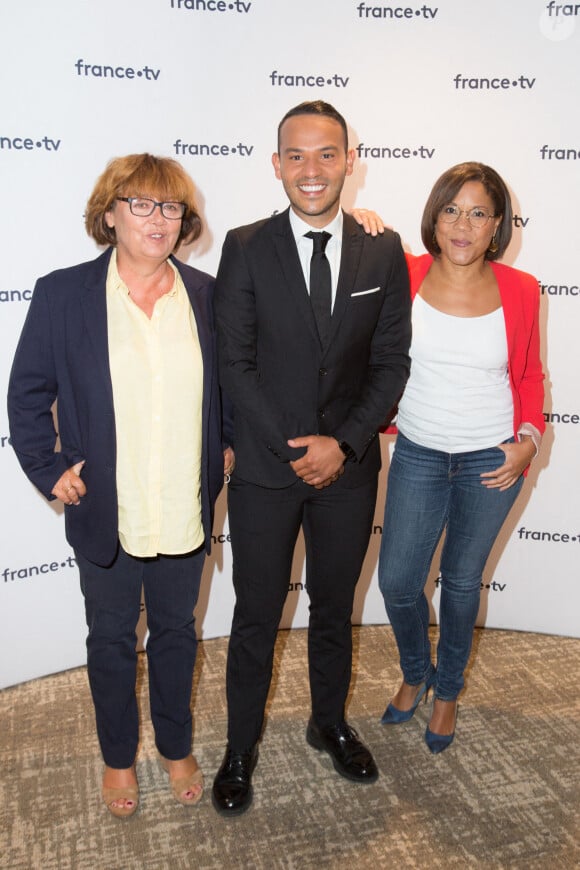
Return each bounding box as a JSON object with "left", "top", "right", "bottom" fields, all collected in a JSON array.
[
  {"left": 271, "top": 209, "right": 321, "bottom": 346},
  {"left": 80, "top": 248, "right": 115, "bottom": 409},
  {"left": 176, "top": 257, "right": 214, "bottom": 428},
  {"left": 175, "top": 256, "right": 210, "bottom": 357},
  {"left": 328, "top": 211, "right": 364, "bottom": 345}
]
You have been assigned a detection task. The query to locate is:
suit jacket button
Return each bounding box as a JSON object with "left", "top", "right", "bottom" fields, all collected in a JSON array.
[
  {"left": 317, "top": 409, "right": 325, "bottom": 419},
  {"left": 319, "top": 367, "right": 328, "bottom": 376}
]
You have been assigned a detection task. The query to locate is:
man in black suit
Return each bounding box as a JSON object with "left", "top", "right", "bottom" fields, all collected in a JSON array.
[{"left": 212, "top": 101, "right": 411, "bottom": 815}]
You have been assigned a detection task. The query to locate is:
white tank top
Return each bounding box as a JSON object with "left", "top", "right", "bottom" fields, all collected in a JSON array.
[{"left": 397, "top": 294, "right": 514, "bottom": 453}]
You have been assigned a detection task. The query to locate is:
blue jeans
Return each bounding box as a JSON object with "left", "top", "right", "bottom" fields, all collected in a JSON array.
[{"left": 378, "top": 433, "right": 523, "bottom": 701}]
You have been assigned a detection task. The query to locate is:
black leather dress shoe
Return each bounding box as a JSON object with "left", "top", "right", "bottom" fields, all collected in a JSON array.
[
  {"left": 211, "top": 744, "right": 258, "bottom": 816},
  {"left": 306, "top": 719, "right": 378, "bottom": 783}
]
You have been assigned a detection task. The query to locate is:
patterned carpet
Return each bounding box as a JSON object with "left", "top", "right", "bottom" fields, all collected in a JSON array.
[{"left": 1, "top": 625, "right": 579, "bottom": 869}]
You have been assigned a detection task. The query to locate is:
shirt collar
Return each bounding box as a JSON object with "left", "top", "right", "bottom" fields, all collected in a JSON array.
[
  {"left": 108, "top": 248, "right": 178, "bottom": 298},
  {"left": 108, "top": 248, "right": 126, "bottom": 294},
  {"left": 288, "top": 208, "right": 343, "bottom": 244}
]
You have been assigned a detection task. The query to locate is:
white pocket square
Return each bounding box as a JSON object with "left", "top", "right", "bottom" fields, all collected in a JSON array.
[{"left": 351, "top": 286, "right": 380, "bottom": 297}]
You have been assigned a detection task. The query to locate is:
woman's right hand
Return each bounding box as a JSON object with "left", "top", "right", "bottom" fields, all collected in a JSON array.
[{"left": 51, "top": 461, "right": 86, "bottom": 505}]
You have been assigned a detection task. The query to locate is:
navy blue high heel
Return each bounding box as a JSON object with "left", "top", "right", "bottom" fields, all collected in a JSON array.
[
  {"left": 381, "top": 671, "right": 436, "bottom": 725},
  {"left": 424, "top": 701, "right": 458, "bottom": 754}
]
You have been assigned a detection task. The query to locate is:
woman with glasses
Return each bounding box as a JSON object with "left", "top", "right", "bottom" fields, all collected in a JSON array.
[
  {"left": 8, "top": 154, "right": 233, "bottom": 816},
  {"left": 378, "top": 162, "right": 545, "bottom": 753}
]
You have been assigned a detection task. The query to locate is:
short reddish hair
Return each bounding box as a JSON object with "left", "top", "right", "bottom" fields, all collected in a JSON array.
[{"left": 85, "top": 153, "right": 202, "bottom": 250}]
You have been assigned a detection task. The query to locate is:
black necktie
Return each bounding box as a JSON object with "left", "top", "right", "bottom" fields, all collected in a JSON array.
[{"left": 305, "top": 231, "right": 332, "bottom": 345}]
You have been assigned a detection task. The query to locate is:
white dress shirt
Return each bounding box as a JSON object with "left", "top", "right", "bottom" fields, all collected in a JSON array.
[{"left": 289, "top": 208, "right": 343, "bottom": 310}]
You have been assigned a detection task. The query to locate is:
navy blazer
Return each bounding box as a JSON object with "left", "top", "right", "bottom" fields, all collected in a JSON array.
[
  {"left": 215, "top": 209, "right": 411, "bottom": 489},
  {"left": 8, "top": 247, "right": 227, "bottom": 566}
]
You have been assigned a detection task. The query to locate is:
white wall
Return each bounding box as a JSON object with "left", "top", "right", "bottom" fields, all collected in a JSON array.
[{"left": 1, "top": 0, "right": 578, "bottom": 688}]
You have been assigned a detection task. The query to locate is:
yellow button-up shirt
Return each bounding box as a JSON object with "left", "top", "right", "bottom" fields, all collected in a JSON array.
[{"left": 106, "top": 250, "right": 204, "bottom": 557}]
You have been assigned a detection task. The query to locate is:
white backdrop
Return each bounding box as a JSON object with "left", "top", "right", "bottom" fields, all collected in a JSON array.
[{"left": 1, "top": 0, "right": 579, "bottom": 689}]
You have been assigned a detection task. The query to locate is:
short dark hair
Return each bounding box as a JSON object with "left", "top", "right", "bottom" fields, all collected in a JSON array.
[
  {"left": 277, "top": 101, "right": 349, "bottom": 153},
  {"left": 85, "top": 153, "right": 202, "bottom": 250},
  {"left": 421, "top": 161, "right": 513, "bottom": 261}
]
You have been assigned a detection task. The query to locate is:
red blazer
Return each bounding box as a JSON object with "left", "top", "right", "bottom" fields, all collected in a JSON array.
[{"left": 392, "top": 253, "right": 545, "bottom": 438}]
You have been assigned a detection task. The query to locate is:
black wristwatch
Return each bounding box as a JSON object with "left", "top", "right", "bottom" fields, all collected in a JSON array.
[{"left": 336, "top": 440, "right": 357, "bottom": 462}]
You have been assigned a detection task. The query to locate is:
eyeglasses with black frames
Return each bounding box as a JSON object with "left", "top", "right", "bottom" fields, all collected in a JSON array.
[
  {"left": 117, "top": 197, "right": 186, "bottom": 220},
  {"left": 439, "top": 204, "right": 495, "bottom": 228}
]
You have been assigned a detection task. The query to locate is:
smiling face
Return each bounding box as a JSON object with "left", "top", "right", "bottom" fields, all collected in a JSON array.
[
  {"left": 105, "top": 195, "right": 182, "bottom": 267},
  {"left": 434, "top": 181, "right": 502, "bottom": 267},
  {"left": 272, "top": 114, "right": 354, "bottom": 228}
]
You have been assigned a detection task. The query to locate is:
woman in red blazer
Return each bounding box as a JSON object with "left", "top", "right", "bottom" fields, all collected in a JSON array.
[{"left": 378, "top": 162, "right": 545, "bottom": 753}]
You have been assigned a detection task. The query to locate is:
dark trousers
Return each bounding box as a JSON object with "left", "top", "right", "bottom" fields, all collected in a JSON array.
[
  {"left": 225, "top": 475, "right": 377, "bottom": 750},
  {"left": 76, "top": 543, "right": 205, "bottom": 768}
]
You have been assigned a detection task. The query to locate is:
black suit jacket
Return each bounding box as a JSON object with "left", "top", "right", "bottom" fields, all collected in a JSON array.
[
  {"left": 215, "top": 209, "right": 411, "bottom": 488},
  {"left": 8, "top": 248, "right": 227, "bottom": 566}
]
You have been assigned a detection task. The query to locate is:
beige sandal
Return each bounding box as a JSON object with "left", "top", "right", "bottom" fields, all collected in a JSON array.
[
  {"left": 101, "top": 783, "right": 139, "bottom": 818},
  {"left": 159, "top": 754, "right": 204, "bottom": 806}
]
